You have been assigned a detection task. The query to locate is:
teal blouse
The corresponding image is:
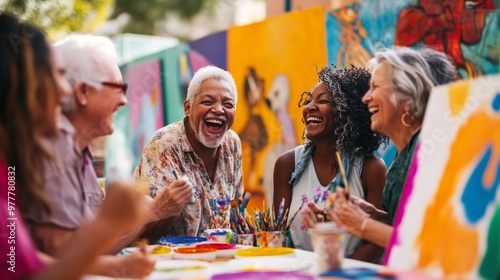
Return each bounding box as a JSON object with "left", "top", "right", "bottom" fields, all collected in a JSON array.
[{"left": 382, "top": 130, "right": 420, "bottom": 225}]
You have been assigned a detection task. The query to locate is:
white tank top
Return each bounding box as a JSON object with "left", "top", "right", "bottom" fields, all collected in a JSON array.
[{"left": 288, "top": 145, "right": 365, "bottom": 256}]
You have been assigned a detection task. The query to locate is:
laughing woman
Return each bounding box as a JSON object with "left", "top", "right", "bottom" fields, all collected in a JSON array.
[
  {"left": 273, "top": 66, "right": 388, "bottom": 263},
  {"left": 326, "top": 47, "right": 456, "bottom": 249}
]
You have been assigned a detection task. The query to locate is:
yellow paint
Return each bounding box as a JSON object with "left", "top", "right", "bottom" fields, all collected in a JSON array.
[
  {"left": 415, "top": 109, "right": 500, "bottom": 277},
  {"left": 447, "top": 80, "right": 470, "bottom": 117},
  {"left": 150, "top": 246, "right": 172, "bottom": 254}
]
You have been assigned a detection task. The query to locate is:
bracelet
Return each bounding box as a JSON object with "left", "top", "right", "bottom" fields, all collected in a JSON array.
[{"left": 360, "top": 216, "right": 369, "bottom": 238}]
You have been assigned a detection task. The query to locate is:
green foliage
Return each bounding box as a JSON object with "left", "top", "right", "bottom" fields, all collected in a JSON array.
[
  {"left": 0, "top": 0, "right": 109, "bottom": 37},
  {"left": 112, "top": 0, "right": 220, "bottom": 35},
  {"left": 0, "top": 0, "right": 227, "bottom": 36}
]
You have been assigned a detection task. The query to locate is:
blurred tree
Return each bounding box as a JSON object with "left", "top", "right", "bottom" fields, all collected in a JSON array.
[
  {"left": 0, "top": 0, "right": 112, "bottom": 38},
  {"left": 111, "top": 0, "right": 220, "bottom": 35}
]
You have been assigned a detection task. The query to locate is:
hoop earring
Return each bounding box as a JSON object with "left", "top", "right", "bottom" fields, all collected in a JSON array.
[{"left": 401, "top": 110, "right": 415, "bottom": 127}]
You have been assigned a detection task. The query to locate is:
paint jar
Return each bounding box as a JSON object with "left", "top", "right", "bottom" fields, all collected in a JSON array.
[
  {"left": 255, "top": 231, "right": 289, "bottom": 248},
  {"left": 236, "top": 233, "right": 254, "bottom": 246},
  {"left": 159, "top": 236, "right": 207, "bottom": 247},
  {"left": 308, "top": 222, "right": 346, "bottom": 273},
  {"left": 204, "top": 228, "right": 236, "bottom": 244}
]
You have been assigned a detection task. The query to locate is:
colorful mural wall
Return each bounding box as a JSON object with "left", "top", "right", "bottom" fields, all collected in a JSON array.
[
  {"left": 386, "top": 75, "right": 500, "bottom": 279},
  {"left": 126, "top": 60, "right": 165, "bottom": 167},
  {"left": 108, "top": 1, "right": 500, "bottom": 203},
  {"left": 325, "top": 0, "right": 500, "bottom": 166},
  {"left": 228, "top": 7, "right": 327, "bottom": 205}
]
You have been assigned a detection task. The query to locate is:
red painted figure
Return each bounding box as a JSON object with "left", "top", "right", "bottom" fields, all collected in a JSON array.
[{"left": 395, "top": 0, "right": 494, "bottom": 77}]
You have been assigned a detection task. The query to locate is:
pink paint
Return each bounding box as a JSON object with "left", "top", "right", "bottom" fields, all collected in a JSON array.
[{"left": 384, "top": 142, "right": 421, "bottom": 264}]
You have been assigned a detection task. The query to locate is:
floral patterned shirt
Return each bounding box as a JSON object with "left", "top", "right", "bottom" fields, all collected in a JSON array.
[{"left": 134, "top": 118, "right": 243, "bottom": 237}]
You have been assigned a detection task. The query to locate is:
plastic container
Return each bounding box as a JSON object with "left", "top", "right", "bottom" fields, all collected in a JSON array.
[
  {"left": 236, "top": 233, "right": 254, "bottom": 246},
  {"left": 308, "top": 222, "right": 346, "bottom": 272},
  {"left": 255, "top": 231, "right": 289, "bottom": 248},
  {"left": 204, "top": 228, "right": 236, "bottom": 244},
  {"left": 196, "top": 242, "right": 242, "bottom": 258},
  {"left": 173, "top": 247, "right": 217, "bottom": 261},
  {"left": 234, "top": 247, "right": 295, "bottom": 258},
  {"left": 148, "top": 245, "right": 173, "bottom": 260},
  {"left": 159, "top": 236, "right": 207, "bottom": 247}
]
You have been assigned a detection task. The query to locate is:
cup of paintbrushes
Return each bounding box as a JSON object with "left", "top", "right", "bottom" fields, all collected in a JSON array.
[
  {"left": 255, "top": 231, "right": 289, "bottom": 248},
  {"left": 236, "top": 233, "right": 255, "bottom": 246}
]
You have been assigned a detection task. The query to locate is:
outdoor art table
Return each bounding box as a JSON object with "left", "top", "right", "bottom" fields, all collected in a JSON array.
[
  {"left": 145, "top": 248, "right": 383, "bottom": 279},
  {"left": 83, "top": 244, "right": 384, "bottom": 280}
]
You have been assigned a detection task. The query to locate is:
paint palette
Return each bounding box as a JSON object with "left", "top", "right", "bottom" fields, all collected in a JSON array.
[
  {"left": 149, "top": 260, "right": 209, "bottom": 280},
  {"left": 159, "top": 236, "right": 207, "bottom": 247},
  {"left": 224, "top": 257, "right": 314, "bottom": 272},
  {"left": 211, "top": 271, "right": 314, "bottom": 280},
  {"left": 148, "top": 245, "right": 174, "bottom": 260},
  {"left": 234, "top": 247, "right": 295, "bottom": 258},
  {"left": 119, "top": 245, "right": 174, "bottom": 260},
  {"left": 195, "top": 242, "right": 247, "bottom": 258},
  {"left": 174, "top": 247, "right": 217, "bottom": 261}
]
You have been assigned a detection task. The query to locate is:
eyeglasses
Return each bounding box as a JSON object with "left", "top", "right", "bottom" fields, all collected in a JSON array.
[{"left": 101, "top": 81, "right": 128, "bottom": 94}]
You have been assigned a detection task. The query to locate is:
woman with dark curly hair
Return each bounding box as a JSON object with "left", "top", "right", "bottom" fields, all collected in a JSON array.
[{"left": 273, "top": 66, "right": 388, "bottom": 262}]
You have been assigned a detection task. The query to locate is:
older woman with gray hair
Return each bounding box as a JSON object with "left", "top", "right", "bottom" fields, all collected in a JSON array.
[{"left": 303, "top": 46, "right": 457, "bottom": 249}]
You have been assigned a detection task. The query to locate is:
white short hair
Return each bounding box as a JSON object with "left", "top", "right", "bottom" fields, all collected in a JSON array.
[
  {"left": 54, "top": 34, "right": 118, "bottom": 113},
  {"left": 186, "top": 65, "right": 237, "bottom": 106}
]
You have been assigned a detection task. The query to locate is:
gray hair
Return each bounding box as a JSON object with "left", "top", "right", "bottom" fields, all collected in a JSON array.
[
  {"left": 369, "top": 47, "right": 435, "bottom": 119},
  {"left": 186, "top": 65, "right": 237, "bottom": 107},
  {"left": 53, "top": 34, "right": 118, "bottom": 113},
  {"left": 418, "top": 47, "right": 457, "bottom": 86}
]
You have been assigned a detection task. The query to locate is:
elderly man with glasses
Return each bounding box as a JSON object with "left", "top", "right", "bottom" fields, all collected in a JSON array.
[{"left": 24, "top": 35, "right": 192, "bottom": 267}]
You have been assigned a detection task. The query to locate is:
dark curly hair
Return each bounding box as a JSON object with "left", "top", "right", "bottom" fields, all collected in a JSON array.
[{"left": 299, "top": 66, "right": 388, "bottom": 159}]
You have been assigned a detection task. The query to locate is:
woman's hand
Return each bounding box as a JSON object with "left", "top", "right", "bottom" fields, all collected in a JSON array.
[
  {"left": 329, "top": 188, "right": 369, "bottom": 238},
  {"left": 350, "top": 193, "right": 388, "bottom": 223},
  {"left": 350, "top": 195, "right": 377, "bottom": 217},
  {"left": 301, "top": 202, "right": 329, "bottom": 229}
]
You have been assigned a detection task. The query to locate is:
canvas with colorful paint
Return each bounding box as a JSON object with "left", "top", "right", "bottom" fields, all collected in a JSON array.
[{"left": 386, "top": 75, "right": 500, "bottom": 279}]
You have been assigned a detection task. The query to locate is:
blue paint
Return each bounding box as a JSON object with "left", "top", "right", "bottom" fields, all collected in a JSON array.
[
  {"left": 461, "top": 145, "right": 500, "bottom": 223},
  {"left": 159, "top": 236, "right": 207, "bottom": 246},
  {"left": 492, "top": 93, "right": 500, "bottom": 112}
]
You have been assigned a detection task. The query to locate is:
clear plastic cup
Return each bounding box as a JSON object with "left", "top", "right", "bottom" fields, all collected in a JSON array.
[{"left": 308, "top": 222, "right": 346, "bottom": 273}]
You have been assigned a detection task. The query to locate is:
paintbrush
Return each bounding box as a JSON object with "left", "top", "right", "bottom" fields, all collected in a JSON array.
[
  {"left": 163, "top": 153, "right": 196, "bottom": 203},
  {"left": 230, "top": 199, "right": 240, "bottom": 228},
  {"left": 163, "top": 153, "right": 179, "bottom": 179},
  {"left": 276, "top": 198, "right": 285, "bottom": 227},
  {"left": 285, "top": 202, "right": 304, "bottom": 230},
  {"left": 240, "top": 192, "right": 252, "bottom": 213},
  {"left": 335, "top": 151, "right": 350, "bottom": 200},
  {"left": 277, "top": 207, "right": 289, "bottom": 231}
]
